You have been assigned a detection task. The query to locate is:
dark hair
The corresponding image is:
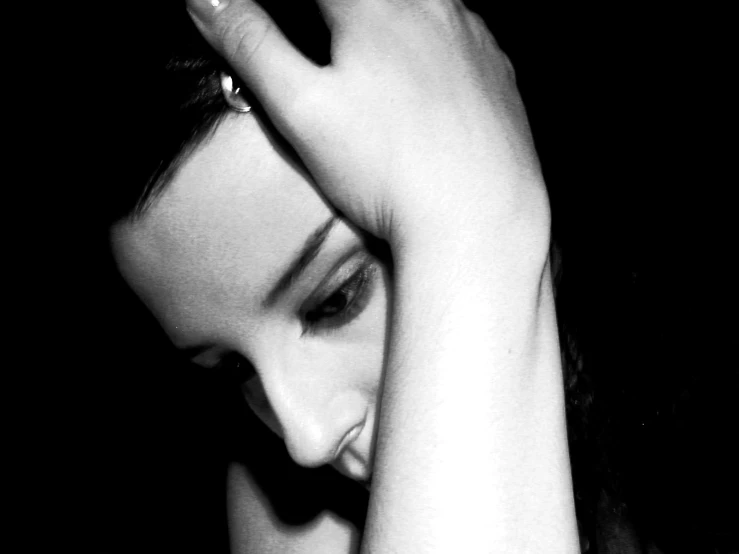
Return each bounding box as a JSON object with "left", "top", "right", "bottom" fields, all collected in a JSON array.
[
  {"left": 102, "top": 2, "right": 330, "bottom": 227},
  {"left": 94, "top": 5, "right": 736, "bottom": 554},
  {"left": 103, "top": 3, "right": 603, "bottom": 547},
  {"left": 100, "top": 8, "right": 230, "bottom": 225}
]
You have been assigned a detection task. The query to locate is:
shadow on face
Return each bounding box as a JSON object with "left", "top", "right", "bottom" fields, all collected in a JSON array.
[{"left": 112, "top": 112, "right": 391, "bottom": 484}]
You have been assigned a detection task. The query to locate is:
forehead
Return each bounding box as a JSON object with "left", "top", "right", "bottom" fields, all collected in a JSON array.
[{"left": 112, "top": 114, "right": 333, "bottom": 342}]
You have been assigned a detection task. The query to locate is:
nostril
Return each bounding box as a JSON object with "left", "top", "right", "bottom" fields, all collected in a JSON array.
[{"left": 333, "top": 422, "right": 364, "bottom": 460}]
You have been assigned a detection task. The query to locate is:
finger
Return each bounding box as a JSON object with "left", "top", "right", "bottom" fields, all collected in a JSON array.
[
  {"left": 313, "top": 0, "right": 364, "bottom": 33},
  {"left": 187, "top": 0, "right": 321, "bottom": 118}
]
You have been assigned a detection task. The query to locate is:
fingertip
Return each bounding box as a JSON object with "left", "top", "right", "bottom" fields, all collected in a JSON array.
[
  {"left": 185, "top": 0, "right": 324, "bottom": 140},
  {"left": 186, "top": 0, "right": 227, "bottom": 25}
]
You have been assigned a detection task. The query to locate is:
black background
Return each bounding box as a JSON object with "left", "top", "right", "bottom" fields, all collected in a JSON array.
[{"left": 29, "top": 2, "right": 736, "bottom": 553}]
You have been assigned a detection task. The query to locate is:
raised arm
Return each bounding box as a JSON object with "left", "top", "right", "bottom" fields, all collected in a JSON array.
[{"left": 186, "top": 0, "right": 579, "bottom": 551}]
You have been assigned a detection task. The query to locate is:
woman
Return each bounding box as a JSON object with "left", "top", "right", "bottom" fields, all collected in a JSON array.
[
  {"left": 71, "top": 1, "right": 734, "bottom": 553},
  {"left": 104, "top": 0, "right": 577, "bottom": 551}
]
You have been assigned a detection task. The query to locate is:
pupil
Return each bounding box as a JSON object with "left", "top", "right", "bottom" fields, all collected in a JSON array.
[{"left": 324, "top": 292, "right": 347, "bottom": 314}]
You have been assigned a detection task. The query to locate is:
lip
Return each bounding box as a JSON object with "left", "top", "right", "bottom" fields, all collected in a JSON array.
[
  {"left": 333, "top": 448, "right": 372, "bottom": 483},
  {"left": 331, "top": 408, "right": 376, "bottom": 487},
  {"left": 333, "top": 423, "right": 364, "bottom": 460}
]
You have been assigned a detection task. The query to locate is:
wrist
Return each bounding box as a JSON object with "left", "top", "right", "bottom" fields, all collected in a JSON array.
[
  {"left": 367, "top": 248, "right": 577, "bottom": 552},
  {"left": 389, "top": 175, "right": 552, "bottom": 273}
]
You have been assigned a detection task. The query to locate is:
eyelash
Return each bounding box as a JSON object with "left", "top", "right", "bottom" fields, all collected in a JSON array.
[
  {"left": 301, "top": 262, "right": 377, "bottom": 334},
  {"left": 213, "top": 258, "right": 378, "bottom": 381}
]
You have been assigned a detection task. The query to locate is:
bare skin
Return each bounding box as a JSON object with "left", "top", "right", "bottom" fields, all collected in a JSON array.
[{"left": 115, "top": 0, "right": 581, "bottom": 551}]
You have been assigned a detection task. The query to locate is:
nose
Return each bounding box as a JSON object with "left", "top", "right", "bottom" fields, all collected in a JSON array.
[
  {"left": 284, "top": 410, "right": 366, "bottom": 469},
  {"left": 251, "top": 350, "right": 368, "bottom": 469}
]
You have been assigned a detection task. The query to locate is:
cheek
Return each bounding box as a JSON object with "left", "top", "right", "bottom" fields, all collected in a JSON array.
[
  {"left": 242, "top": 378, "right": 283, "bottom": 437},
  {"left": 335, "top": 263, "right": 391, "bottom": 397},
  {"left": 243, "top": 264, "right": 391, "bottom": 433}
]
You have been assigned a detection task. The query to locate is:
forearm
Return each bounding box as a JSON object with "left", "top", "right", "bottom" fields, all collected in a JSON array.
[{"left": 362, "top": 194, "right": 579, "bottom": 553}]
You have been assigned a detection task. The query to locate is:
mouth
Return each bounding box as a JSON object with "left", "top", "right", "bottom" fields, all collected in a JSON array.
[{"left": 332, "top": 449, "right": 372, "bottom": 486}]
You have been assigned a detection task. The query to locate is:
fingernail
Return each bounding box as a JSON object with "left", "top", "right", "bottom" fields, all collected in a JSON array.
[{"left": 186, "top": 0, "right": 228, "bottom": 23}]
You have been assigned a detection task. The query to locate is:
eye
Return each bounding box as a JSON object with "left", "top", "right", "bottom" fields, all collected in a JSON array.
[{"left": 302, "top": 263, "right": 377, "bottom": 333}]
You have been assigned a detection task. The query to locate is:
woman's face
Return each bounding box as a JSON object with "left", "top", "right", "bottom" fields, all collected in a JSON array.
[{"left": 112, "top": 114, "right": 389, "bottom": 484}]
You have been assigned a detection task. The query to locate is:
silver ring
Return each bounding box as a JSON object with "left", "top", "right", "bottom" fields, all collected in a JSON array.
[{"left": 220, "top": 73, "right": 252, "bottom": 114}]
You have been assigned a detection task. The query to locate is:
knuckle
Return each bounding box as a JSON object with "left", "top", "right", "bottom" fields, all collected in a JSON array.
[
  {"left": 464, "top": 5, "right": 484, "bottom": 23},
  {"left": 468, "top": 10, "right": 493, "bottom": 43},
  {"left": 424, "top": 0, "right": 472, "bottom": 32},
  {"left": 427, "top": 0, "right": 463, "bottom": 21},
  {"left": 507, "top": 58, "right": 517, "bottom": 83},
  {"left": 464, "top": 10, "right": 517, "bottom": 81},
  {"left": 501, "top": 51, "right": 517, "bottom": 82}
]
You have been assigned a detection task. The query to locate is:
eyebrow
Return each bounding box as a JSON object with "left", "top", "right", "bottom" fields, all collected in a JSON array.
[
  {"left": 177, "top": 217, "right": 338, "bottom": 359},
  {"left": 262, "top": 216, "right": 338, "bottom": 309}
]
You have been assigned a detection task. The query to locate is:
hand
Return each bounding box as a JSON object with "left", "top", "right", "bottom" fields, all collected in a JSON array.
[
  {"left": 186, "top": 5, "right": 577, "bottom": 552},
  {"left": 187, "top": 0, "right": 546, "bottom": 245}
]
